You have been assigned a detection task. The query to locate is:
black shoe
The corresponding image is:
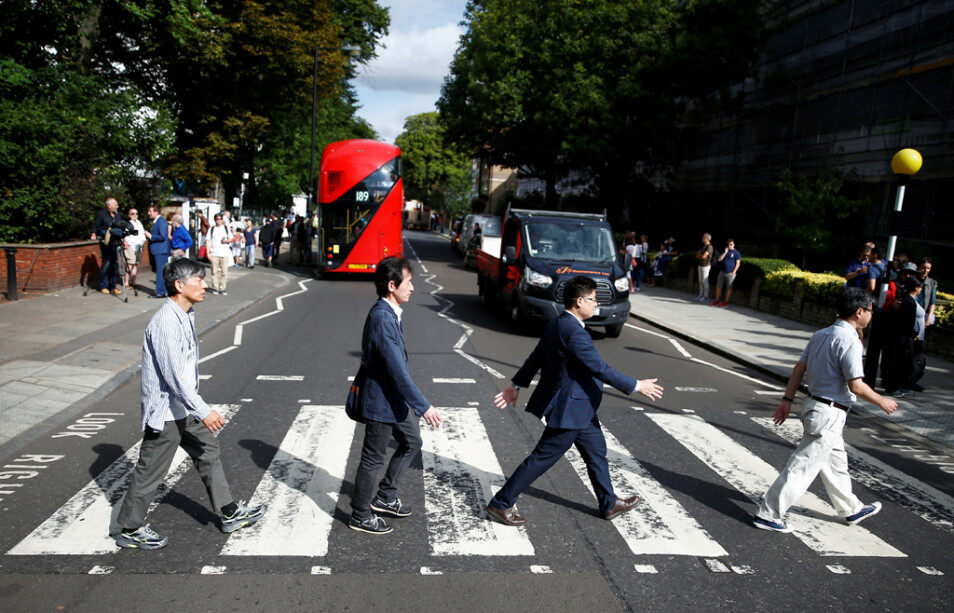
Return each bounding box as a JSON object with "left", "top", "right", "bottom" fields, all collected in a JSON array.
[
  {"left": 348, "top": 515, "right": 392, "bottom": 534},
  {"left": 370, "top": 496, "right": 412, "bottom": 518},
  {"left": 903, "top": 383, "right": 925, "bottom": 392}
]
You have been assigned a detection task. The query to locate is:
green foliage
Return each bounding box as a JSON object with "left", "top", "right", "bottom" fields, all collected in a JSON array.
[
  {"left": 394, "top": 112, "right": 474, "bottom": 219},
  {"left": 760, "top": 270, "right": 845, "bottom": 306},
  {"left": 438, "top": 0, "right": 773, "bottom": 207},
  {"left": 775, "top": 170, "right": 869, "bottom": 267}
]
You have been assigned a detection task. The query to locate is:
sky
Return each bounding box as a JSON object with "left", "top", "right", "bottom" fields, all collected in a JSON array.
[{"left": 352, "top": 0, "right": 469, "bottom": 144}]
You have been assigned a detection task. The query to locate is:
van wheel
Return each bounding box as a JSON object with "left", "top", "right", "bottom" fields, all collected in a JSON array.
[{"left": 605, "top": 323, "right": 623, "bottom": 338}]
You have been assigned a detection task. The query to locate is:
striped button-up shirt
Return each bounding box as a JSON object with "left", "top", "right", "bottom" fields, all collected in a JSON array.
[{"left": 140, "top": 299, "right": 211, "bottom": 431}]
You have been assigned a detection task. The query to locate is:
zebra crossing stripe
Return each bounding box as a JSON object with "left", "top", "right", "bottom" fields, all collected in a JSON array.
[
  {"left": 420, "top": 406, "right": 534, "bottom": 556},
  {"left": 564, "top": 426, "right": 726, "bottom": 557},
  {"left": 7, "top": 404, "right": 241, "bottom": 556},
  {"left": 221, "top": 405, "right": 356, "bottom": 556},
  {"left": 752, "top": 417, "right": 954, "bottom": 537},
  {"left": 647, "top": 413, "right": 905, "bottom": 558}
]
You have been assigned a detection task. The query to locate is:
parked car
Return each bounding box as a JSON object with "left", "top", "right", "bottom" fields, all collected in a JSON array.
[{"left": 449, "top": 218, "right": 464, "bottom": 253}]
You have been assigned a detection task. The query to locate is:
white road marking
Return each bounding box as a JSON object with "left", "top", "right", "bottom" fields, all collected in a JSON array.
[
  {"left": 753, "top": 417, "right": 954, "bottom": 537},
  {"left": 689, "top": 357, "right": 782, "bottom": 390},
  {"left": 222, "top": 405, "right": 356, "bottom": 556},
  {"left": 682, "top": 409, "right": 696, "bottom": 414},
  {"left": 917, "top": 566, "right": 944, "bottom": 575},
  {"left": 625, "top": 323, "right": 670, "bottom": 339},
  {"left": 256, "top": 375, "right": 304, "bottom": 381},
  {"left": 198, "top": 345, "right": 238, "bottom": 364},
  {"left": 674, "top": 387, "right": 717, "bottom": 393},
  {"left": 420, "top": 566, "right": 443, "bottom": 575},
  {"left": 826, "top": 564, "right": 851, "bottom": 574},
  {"left": 530, "top": 565, "right": 553, "bottom": 574},
  {"left": 634, "top": 564, "right": 658, "bottom": 574},
  {"left": 88, "top": 565, "right": 113, "bottom": 575},
  {"left": 754, "top": 390, "right": 784, "bottom": 396},
  {"left": 702, "top": 558, "right": 731, "bottom": 573},
  {"left": 433, "top": 378, "right": 476, "bottom": 384},
  {"left": 467, "top": 402, "right": 480, "bottom": 406},
  {"left": 199, "top": 374, "right": 212, "bottom": 380},
  {"left": 347, "top": 376, "right": 355, "bottom": 382},
  {"left": 731, "top": 565, "right": 755, "bottom": 575},
  {"left": 297, "top": 399, "right": 311, "bottom": 403},
  {"left": 241, "top": 398, "right": 253, "bottom": 402},
  {"left": 8, "top": 404, "right": 240, "bottom": 555},
  {"left": 311, "top": 566, "right": 332, "bottom": 575},
  {"left": 201, "top": 565, "right": 227, "bottom": 575},
  {"left": 631, "top": 406, "right": 645, "bottom": 411},
  {"left": 565, "top": 426, "right": 726, "bottom": 557},
  {"left": 647, "top": 413, "right": 905, "bottom": 557},
  {"left": 420, "top": 406, "right": 534, "bottom": 556},
  {"left": 733, "top": 411, "right": 748, "bottom": 415},
  {"left": 668, "top": 338, "right": 692, "bottom": 358}
]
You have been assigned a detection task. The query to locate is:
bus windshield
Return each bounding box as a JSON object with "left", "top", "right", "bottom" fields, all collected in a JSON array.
[
  {"left": 524, "top": 221, "right": 616, "bottom": 263},
  {"left": 323, "top": 157, "right": 399, "bottom": 248}
]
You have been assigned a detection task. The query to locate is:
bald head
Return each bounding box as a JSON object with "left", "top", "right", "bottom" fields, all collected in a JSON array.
[{"left": 105, "top": 198, "right": 119, "bottom": 213}]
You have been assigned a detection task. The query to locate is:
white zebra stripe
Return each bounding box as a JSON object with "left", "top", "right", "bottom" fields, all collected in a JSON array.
[{"left": 647, "top": 413, "right": 905, "bottom": 557}]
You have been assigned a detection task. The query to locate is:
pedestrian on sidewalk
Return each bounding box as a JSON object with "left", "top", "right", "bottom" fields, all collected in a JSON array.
[
  {"left": 883, "top": 275, "right": 923, "bottom": 396},
  {"left": 259, "top": 215, "right": 275, "bottom": 266},
  {"left": 243, "top": 219, "right": 257, "bottom": 268},
  {"left": 622, "top": 235, "right": 638, "bottom": 292},
  {"left": 711, "top": 238, "right": 741, "bottom": 307},
  {"left": 753, "top": 287, "right": 897, "bottom": 534},
  {"left": 866, "top": 260, "right": 916, "bottom": 390},
  {"left": 230, "top": 227, "right": 244, "bottom": 267},
  {"left": 170, "top": 214, "right": 193, "bottom": 259},
  {"left": 695, "top": 233, "right": 714, "bottom": 301},
  {"left": 634, "top": 234, "right": 649, "bottom": 290},
  {"left": 207, "top": 213, "right": 231, "bottom": 295},
  {"left": 90, "top": 197, "right": 125, "bottom": 295},
  {"left": 270, "top": 214, "right": 284, "bottom": 266},
  {"left": 122, "top": 207, "right": 146, "bottom": 289},
  {"left": 844, "top": 244, "right": 872, "bottom": 289},
  {"left": 113, "top": 258, "right": 266, "bottom": 549},
  {"left": 487, "top": 276, "right": 665, "bottom": 527},
  {"left": 917, "top": 257, "right": 938, "bottom": 329},
  {"left": 348, "top": 256, "right": 442, "bottom": 535},
  {"left": 146, "top": 205, "right": 170, "bottom": 298}
]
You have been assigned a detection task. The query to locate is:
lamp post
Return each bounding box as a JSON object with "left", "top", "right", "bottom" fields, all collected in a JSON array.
[
  {"left": 308, "top": 44, "right": 361, "bottom": 217},
  {"left": 878, "top": 147, "right": 922, "bottom": 307}
]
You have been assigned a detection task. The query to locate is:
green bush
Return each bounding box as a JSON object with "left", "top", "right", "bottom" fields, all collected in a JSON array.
[{"left": 760, "top": 270, "right": 844, "bottom": 306}]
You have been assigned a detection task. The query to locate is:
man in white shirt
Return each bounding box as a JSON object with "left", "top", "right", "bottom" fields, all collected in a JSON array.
[{"left": 207, "top": 213, "right": 232, "bottom": 295}]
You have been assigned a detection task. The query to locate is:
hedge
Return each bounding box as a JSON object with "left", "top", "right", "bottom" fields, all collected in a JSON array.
[
  {"left": 760, "top": 270, "right": 845, "bottom": 305},
  {"left": 666, "top": 254, "right": 800, "bottom": 292},
  {"left": 936, "top": 291, "right": 953, "bottom": 328}
]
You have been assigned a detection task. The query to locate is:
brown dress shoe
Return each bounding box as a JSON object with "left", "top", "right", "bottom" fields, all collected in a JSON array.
[
  {"left": 100, "top": 289, "right": 110, "bottom": 294},
  {"left": 486, "top": 504, "right": 527, "bottom": 526},
  {"left": 603, "top": 495, "right": 639, "bottom": 520}
]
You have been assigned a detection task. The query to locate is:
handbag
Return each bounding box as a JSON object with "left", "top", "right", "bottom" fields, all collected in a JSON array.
[
  {"left": 345, "top": 363, "right": 366, "bottom": 422},
  {"left": 197, "top": 245, "right": 208, "bottom": 260}
]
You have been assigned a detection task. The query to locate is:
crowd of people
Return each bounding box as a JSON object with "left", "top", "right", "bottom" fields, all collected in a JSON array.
[{"left": 89, "top": 198, "right": 321, "bottom": 299}]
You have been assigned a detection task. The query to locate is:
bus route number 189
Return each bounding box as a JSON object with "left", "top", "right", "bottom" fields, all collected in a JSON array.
[{"left": 355, "top": 190, "right": 370, "bottom": 202}]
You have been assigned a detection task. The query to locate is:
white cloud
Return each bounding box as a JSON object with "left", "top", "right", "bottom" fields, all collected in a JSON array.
[{"left": 357, "top": 22, "right": 463, "bottom": 94}]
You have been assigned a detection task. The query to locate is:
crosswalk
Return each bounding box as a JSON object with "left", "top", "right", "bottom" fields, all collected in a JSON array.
[{"left": 7, "top": 402, "right": 953, "bottom": 574}]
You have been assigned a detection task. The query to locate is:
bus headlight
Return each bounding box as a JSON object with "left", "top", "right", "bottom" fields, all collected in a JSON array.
[
  {"left": 614, "top": 276, "right": 629, "bottom": 292},
  {"left": 524, "top": 266, "right": 552, "bottom": 288}
]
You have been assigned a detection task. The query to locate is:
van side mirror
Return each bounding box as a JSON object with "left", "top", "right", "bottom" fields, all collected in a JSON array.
[{"left": 503, "top": 246, "right": 517, "bottom": 264}]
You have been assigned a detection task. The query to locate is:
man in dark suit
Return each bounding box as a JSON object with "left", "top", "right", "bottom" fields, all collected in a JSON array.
[
  {"left": 487, "top": 276, "right": 664, "bottom": 526},
  {"left": 147, "top": 205, "right": 170, "bottom": 298},
  {"left": 349, "top": 256, "right": 442, "bottom": 535}
]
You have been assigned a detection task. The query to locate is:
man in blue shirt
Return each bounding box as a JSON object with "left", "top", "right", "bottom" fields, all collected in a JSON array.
[
  {"left": 844, "top": 244, "right": 872, "bottom": 289},
  {"left": 711, "top": 239, "right": 741, "bottom": 308}
]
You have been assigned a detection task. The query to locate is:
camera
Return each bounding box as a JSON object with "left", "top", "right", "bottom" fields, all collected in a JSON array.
[{"left": 109, "top": 219, "right": 138, "bottom": 238}]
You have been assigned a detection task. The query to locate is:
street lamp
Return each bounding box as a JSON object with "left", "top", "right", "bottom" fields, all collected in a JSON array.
[
  {"left": 309, "top": 43, "right": 361, "bottom": 217},
  {"left": 878, "top": 147, "right": 923, "bottom": 307}
]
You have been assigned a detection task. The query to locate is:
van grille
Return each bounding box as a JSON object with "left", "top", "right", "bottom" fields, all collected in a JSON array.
[{"left": 554, "top": 279, "right": 614, "bottom": 305}]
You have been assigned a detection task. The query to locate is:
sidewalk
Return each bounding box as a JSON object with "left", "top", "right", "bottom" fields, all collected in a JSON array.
[
  {"left": 0, "top": 258, "right": 302, "bottom": 454},
  {"left": 628, "top": 286, "right": 954, "bottom": 450}
]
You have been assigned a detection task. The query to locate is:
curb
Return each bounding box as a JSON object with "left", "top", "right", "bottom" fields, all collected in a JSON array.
[{"left": 627, "top": 310, "right": 954, "bottom": 454}]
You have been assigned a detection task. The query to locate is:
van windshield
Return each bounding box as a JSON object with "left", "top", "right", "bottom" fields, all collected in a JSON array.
[{"left": 524, "top": 221, "right": 616, "bottom": 263}]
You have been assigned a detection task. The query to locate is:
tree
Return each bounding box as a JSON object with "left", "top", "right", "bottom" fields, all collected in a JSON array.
[
  {"left": 438, "top": 0, "right": 773, "bottom": 211},
  {"left": 394, "top": 112, "right": 474, "bottom": 219},
  {"left": 776, "top": 170, "right": 867, "bottom": 269}
]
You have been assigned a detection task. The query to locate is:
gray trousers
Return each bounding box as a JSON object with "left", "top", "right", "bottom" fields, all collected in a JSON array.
[
  {"left": 351, "top": 412, "right": 422, "bottom": 521},
  {"left": 117, "top": 417, "right": 233, "bottom": 531}
]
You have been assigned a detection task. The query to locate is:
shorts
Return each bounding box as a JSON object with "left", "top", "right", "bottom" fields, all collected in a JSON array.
[
  {"left": 123, "top": 243, "right": 141, "bottom": 264},
  {"left": 717, "top": 271, "right": 736, "bottom": 289}
]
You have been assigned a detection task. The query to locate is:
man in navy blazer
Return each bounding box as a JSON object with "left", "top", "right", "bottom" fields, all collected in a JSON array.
[
  {"left": 349, "top": 256, "right": 442, "bottom": 535},
  {"left": 146, "top": 205, "right": 170, "bottom": 298},
  {"left": 488, "top": 276, "right": 664, "bottom": 526}
]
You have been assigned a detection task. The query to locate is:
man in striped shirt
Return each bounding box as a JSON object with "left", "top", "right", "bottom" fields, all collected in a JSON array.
[{"left": 114, "top": 258, "right": 266, "bottom": 550}]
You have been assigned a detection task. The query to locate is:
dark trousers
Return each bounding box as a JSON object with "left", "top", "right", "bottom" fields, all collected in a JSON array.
[
  {"left": 863, "top": 311, "right": 887, "bottom": 387},
  {"left": 98, "top": 242, "right": 120, "bottom": 290},
  {"left": 883, "top": 336, "right": 914, "bottom": 393},
  {"left": 490, "top": 416, "right": 617, "bottom": 516},
  {"left": 351, "top": 413, "right": 422, "bottom": 521},
  {"left": 116, "top": 417, "right": 233, "bottom": 532},
  {"left": 153, "top": 253, "right": 169, "bottom": 296}
]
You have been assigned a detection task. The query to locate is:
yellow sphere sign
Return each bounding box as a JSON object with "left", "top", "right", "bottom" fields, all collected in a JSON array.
[{"left": 891, "top": 148, "right": 922, "bottom": 175}]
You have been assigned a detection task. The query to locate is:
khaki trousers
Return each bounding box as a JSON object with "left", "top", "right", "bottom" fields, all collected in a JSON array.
[{"left": 210, "top": 255, "right": 228, "bottom": 291}]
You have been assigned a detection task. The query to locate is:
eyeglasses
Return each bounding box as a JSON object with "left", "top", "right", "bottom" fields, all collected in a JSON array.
[{"left": 581, "top": 297, "right": 597, "bottom": 303}]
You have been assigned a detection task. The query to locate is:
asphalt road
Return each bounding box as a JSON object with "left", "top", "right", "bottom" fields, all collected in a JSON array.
[{"left": 1, "top": 231, "right": 951, "bottom": 612}]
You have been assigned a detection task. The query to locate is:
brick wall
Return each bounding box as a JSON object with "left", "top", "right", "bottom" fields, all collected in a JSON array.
[{"left": 0, "top": 241, "right": 150, "bottom": 294}]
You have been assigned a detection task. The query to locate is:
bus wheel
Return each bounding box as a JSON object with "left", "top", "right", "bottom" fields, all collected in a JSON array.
[{"left": 605, "top": 323, "right": 623, "bottom": 338}]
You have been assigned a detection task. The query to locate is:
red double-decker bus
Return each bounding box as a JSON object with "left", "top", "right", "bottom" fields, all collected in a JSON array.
[{"left": 317, "top": 139, "right": 404, "bottom": 274}]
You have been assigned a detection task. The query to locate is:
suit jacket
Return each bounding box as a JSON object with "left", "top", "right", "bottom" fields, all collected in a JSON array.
[
  {"left": 357, "top": 298, "right": 430, "bottom": 423},
  {"left": 149, "top": 216, "right": 170, "bottom": 255},
  {"left": 514, "top": 311, "right": 637, "bottom": 429}
]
